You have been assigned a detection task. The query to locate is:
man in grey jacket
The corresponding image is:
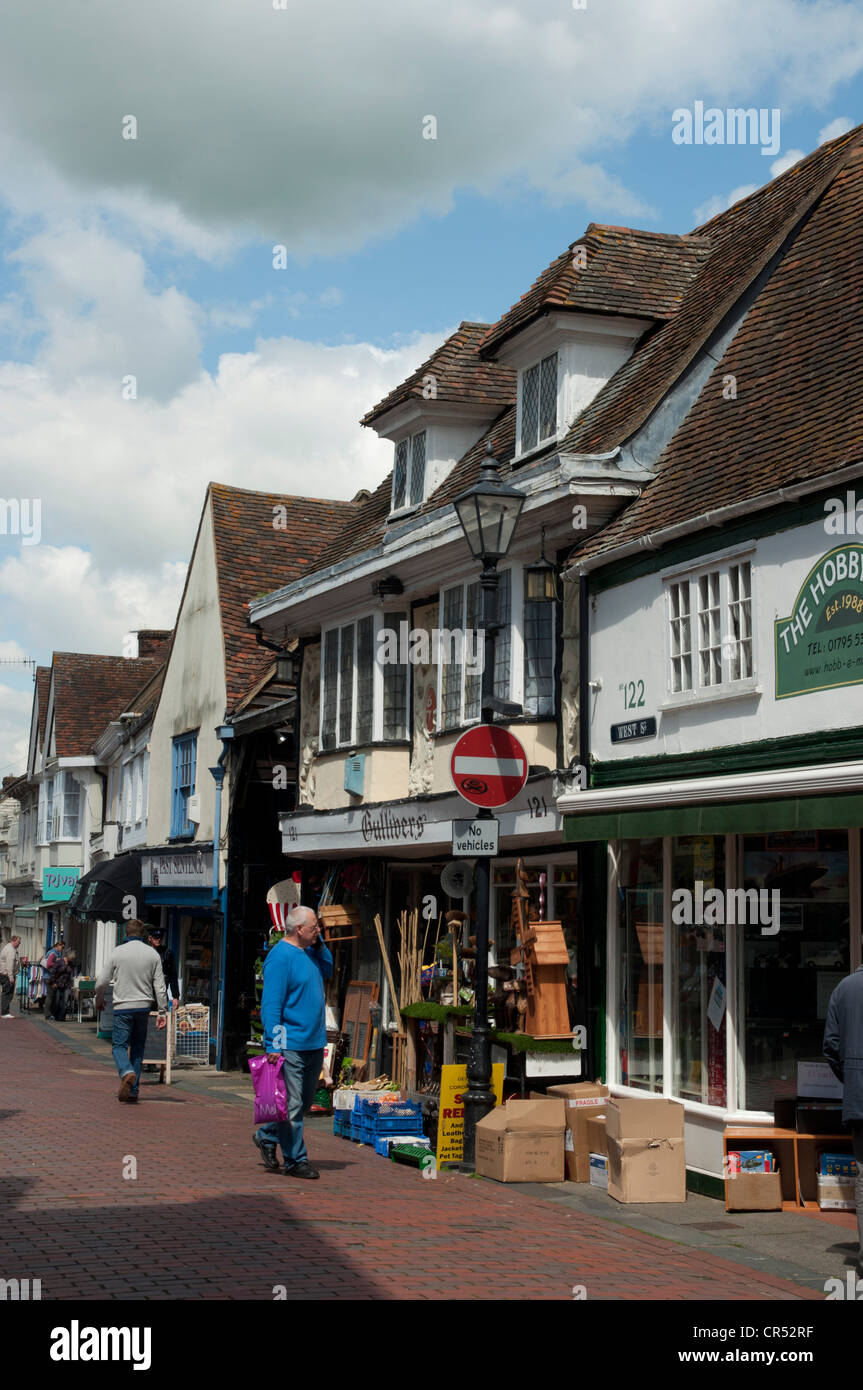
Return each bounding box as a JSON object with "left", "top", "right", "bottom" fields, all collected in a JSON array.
[
  {"left": 96, "top": 920, "right": 168, "bottom": 1103},
  {"left": 0, "top": 935, "right": 21, "bottom": 1017},
  {"left": 823, "top": 963, "right": 863, "bottom": 1271}
]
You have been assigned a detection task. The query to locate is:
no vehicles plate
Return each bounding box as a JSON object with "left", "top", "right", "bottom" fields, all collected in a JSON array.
[{"left": 452, "top": 819, "right": 499, "bottom": 857}]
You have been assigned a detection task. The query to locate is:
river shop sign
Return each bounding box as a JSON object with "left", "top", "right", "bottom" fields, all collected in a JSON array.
[{"left": 775, "top": 544, "right": 863, "bottom": 698}]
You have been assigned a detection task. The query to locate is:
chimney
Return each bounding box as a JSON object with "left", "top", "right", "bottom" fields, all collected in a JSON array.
[{"left": 134, "top": 630, "right": 172, "bottom": 659}]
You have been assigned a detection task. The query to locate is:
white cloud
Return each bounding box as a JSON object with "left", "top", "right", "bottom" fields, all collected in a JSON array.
[
  {"left": 0, "top": 0, "right": 861, "bottom": 254},
  {"left": 693, "top": 184, "right": 758, "bottom": 224},
  {"left": 770, "top": 149, "right": 805, "bottom": 176},
  {"left": 0, "top": 682, "right": 31, "bottom": 779},
  {"left": 818, "top": 116, "right": 854, "bottom": 144}
]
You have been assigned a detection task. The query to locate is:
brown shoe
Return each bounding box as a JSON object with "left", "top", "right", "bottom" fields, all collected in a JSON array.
[{"left": 118, "top": 1073, "right": 135, "bottom": 1102}]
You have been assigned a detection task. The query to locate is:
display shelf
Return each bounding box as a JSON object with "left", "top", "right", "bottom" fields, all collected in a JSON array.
[{"left": 723, "top": 1125, "right": 855, "bottom": 1212}]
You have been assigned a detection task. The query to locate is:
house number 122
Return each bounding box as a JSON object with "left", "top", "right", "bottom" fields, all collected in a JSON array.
[{"left": 619, "top": 680, "right": 645, "bottom": 709}]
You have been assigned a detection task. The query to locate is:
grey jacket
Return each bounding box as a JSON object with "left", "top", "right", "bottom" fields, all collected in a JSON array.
[
  {"left": 0, "top": 941, "right": 19, "bottom": 980},
  {"left": 823, "top": 964, "right": 863, "bottom": 1124},
  {"left": 96, "top": 938, "right": 168, "bottom": 1013}
]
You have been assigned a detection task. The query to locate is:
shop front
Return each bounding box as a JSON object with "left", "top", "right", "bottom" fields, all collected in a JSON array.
[
  {"left": 279, "top": 775, "right": 589, "bottom": 1091},
  {"left": 140, "top": 848, "right": 224, "bottom": 1064},
  {"left": 563, "top": 781, "right": 863, "bottom": 1188}
]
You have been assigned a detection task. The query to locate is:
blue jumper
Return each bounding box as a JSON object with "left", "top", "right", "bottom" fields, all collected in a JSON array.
[{"left": 260, "top": 938, "right": 333, "bottom": 1052}]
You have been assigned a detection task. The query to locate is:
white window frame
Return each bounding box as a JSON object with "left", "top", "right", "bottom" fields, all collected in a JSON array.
[
  {"left": 436, "top": 565, "right": 538, "bottom": 730},
  {"left": 661, "top": 547, "right": 757, "bottom": 707},
  {"left": 517, "top": 351, "right": 559, "bottom": 458},
  {"left": 390, "top": 429, "right": 427, "bottom": 516},
  {"left": 320, "top": 611, "right": 410, "bottom": 751}
]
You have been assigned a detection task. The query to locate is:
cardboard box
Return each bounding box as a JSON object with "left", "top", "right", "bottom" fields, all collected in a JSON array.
[
  {"left": 475, "top": 1099, "right": 565, "bottom": 1184},
  {"left": 605, "top": 1096, "right": 686, "bottom": 1204},
  {"left": 818, "top": 1175, "right": 857, "bottom": 1211},
  {"left": 534, "top": 1082, "right": 610, "bottom": 1183},
  {"left": 726, "top": 1171, "right": 784, "bottom": 1211},
  {"left": 585, "top": 1114, "right": 607, "bottom": 1157},
  {"left": 589, "top": 1153, "right": 608, "bottom": 1189}
]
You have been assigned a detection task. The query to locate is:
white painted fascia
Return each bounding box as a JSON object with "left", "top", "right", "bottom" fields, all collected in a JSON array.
[
  {"left": 493, "top": 311, "right": 654, "bottom": 369},
  {"left": 250, "top": 456, "right": 641, "bottom": 631},
  {"left": 371, "top": 398, "right": 502, "bottom": 442},
  {"left": 557, "top": 758, "right": 863, "bottom": 816},
  {"left": 57, "top": 756, "right": 98, "bottom": 769}
]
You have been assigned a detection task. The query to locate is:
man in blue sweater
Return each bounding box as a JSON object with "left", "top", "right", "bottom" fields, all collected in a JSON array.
[{"left": 253, "top": 905, "right": 333, "bottom": 1178}]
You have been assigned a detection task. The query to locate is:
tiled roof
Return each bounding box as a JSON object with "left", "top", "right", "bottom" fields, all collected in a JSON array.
[
  {"left": 35, "top": 666, "right": 51, "bottom": 747},
  {"left": 361, "top": 322, "right": 515, "bottom": 427},
  {"left": 565, "top": 127, "right": 860, "bottom": 459},
  {"left": 51, "top": 653, "right": 165, "bottom": 757},
  {"left": 479, "top": 226, "right": 709, "bottom": 358},
  {"left": 209, "top": 483, "right": 357, "bottom": 709},
  {"left": 309, "top": 406, "right": 519, "bottom": 574},
  {"left": 573, "top": 126, "right": 863, "bottom": 563}
]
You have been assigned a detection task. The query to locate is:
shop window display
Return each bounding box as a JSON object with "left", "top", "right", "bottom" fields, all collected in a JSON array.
[
  {"left": 738, "top": 830, "right": 850, "bottom": 1114},
  {"left": 618, "top": 838, "right": 663, "bottom": 1092},
  {"left": 671, "top": 836, "right": 727, "bottom": 1108}
]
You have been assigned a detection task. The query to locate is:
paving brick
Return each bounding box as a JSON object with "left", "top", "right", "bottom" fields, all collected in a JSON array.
[{"left": 0, "top": 1018, "right": 822, "bottom": 1302}]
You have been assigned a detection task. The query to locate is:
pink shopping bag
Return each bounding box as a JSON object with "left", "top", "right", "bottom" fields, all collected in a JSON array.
[{"left": 249, "top": 1054, "right": 288, "bottom": 1124}]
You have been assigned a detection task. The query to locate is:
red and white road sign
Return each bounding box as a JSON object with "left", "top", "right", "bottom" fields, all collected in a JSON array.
[{"left": 450, "top": 725, "right": 529, "bottom": 809}]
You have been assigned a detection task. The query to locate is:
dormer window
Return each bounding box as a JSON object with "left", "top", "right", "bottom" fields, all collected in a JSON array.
[
  {"left": 520, "top": 352, "right": 558, "bottom": 454},
  {"left": 392, "top": 430, "right": 427, "bottom": 512}
]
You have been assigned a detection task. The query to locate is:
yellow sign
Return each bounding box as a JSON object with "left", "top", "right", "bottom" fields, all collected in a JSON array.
[{"left": 437, "top": 1062, "right": 504, "bottom": 1167}]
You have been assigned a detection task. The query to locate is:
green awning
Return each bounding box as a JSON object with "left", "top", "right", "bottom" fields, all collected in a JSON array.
[
  {"left": 13, "top": 905, "right": 39, "bottom": 918},
  {"left": 563, "top": 792, "right": 863, "bottom": 843}
]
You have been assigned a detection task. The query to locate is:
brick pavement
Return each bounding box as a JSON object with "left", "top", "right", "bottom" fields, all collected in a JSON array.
[{"left": 0, "top": 1017, "right": 823, "bottom": 1301}]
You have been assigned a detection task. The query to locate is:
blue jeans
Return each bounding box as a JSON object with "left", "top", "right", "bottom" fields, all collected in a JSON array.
[
  {"left": 112, "top": 1009, "right": 150, "bottom": 1097},
  {"left": 258, "top": 1048, "right": 323, "bottom": 1168}
]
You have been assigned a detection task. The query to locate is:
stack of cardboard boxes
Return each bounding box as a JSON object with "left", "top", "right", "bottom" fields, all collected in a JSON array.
[{"left": 475, "top": 1081, "right": 687, "bottom": 1204}]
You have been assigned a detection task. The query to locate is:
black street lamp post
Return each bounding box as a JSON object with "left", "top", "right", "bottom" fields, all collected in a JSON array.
[{"left": 453, "top": 444, "right": 526, "bottom": 1167}]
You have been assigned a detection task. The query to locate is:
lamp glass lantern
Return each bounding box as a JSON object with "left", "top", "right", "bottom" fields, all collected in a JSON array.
[
  {"left": 525, "top": 527, "right": 558, "bottom": 602},
  {"left": 453, "top": 445, "right": 526, "bottom": 563}
]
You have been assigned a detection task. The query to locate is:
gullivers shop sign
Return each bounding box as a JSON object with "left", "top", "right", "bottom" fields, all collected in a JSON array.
[{"left": 775, "top": 544, "right": 863, "bottom": 698}]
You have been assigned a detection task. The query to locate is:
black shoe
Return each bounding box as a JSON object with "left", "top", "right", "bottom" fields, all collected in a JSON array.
[
  {"left": 284, "top": 1161, "right": 319, "bottom": 1179},
  {"left": 253, "top": 1131, "right": 280, "bottom": 1172}
]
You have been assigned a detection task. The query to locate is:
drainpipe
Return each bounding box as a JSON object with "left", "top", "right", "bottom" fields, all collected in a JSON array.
[
  {"left": 576, "top": 569, "right": 596, "bottom": 1079},
  {"left": 211, "top": 724, "right": 234, "bottom": 1071}
]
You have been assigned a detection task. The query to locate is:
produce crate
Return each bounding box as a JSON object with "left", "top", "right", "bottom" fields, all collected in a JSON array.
[
  {"left": 373, "top": 1133, "right": 432, "bottom": 1157},
  {"left": 365, "top": 1100, "right": 424, "bottom": 1144},
  {"left": 333, "top": 1112, "right": 352, "bottom": 1138}
]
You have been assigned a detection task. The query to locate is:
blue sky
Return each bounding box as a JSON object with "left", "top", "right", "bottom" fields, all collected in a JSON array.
[{"left": 0, "top": 0, "right": 862, "bottom": 775}]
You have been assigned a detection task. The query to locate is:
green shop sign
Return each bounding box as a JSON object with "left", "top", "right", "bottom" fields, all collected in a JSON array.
[
  {"left": 42, "top": 866, "right": 81, "bottom": 901},
  {"left": 775, "top": 543, "right": 863, "bottom": 698}
]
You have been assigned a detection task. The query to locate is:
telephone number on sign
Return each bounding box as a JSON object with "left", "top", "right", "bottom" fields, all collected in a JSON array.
[{"left": 807, "top": 632, "right": 863, "bottom": 655}]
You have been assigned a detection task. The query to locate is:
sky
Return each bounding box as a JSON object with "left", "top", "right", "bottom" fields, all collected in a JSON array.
[{"left": 0, "top": 0, "right": 862, "bottom": 778}]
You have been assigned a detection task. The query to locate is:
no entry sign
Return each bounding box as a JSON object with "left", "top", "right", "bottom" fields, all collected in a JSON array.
[{"left": 450, "top": 725, "right": 529, "bottom": 809}]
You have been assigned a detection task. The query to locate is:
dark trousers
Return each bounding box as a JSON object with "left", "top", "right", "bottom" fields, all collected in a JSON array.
[
  {"left": 0, "top": 974, "right": 14, "bottom": 1015},
  {"left": 852, "top": 1124, "right": 863, "bottom": 1264}
]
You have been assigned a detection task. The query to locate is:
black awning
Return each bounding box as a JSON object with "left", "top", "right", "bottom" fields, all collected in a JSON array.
[{"left": 66, "top": 851, "right": 143, "bottom": 921}]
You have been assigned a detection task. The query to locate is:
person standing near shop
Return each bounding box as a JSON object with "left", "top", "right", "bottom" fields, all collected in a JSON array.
[
  {"left": 0, "top": 935, "right": 21, "bottom": 1017},
  {"left": 42, "top": 936, "right": 66, "bottom": 1019},
  {"left": 95, "top": 920, "right": 168, "bottom": 1103},
  {"left": 253, "top": 906, "right": 332, "bottom": 1179},
  {"left": 146, "top": 925, "right": 180, "bottom": 1010},
  {"left": 823, "top": 963, "right": 863, "bottom": 1272},
  {"left": 49, "top": 950, "right": 77, "bottom": 1022}
]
